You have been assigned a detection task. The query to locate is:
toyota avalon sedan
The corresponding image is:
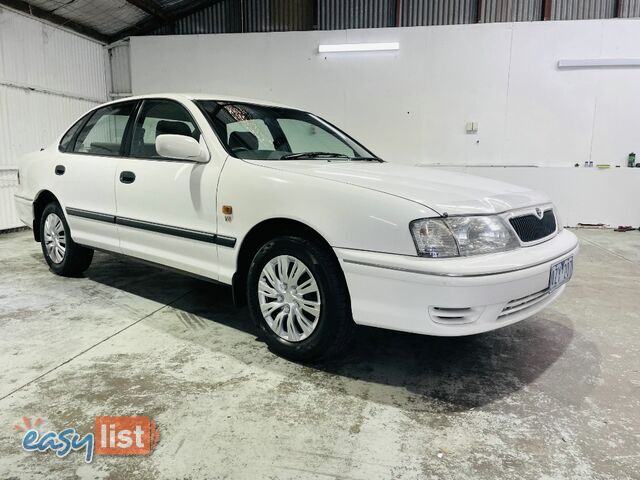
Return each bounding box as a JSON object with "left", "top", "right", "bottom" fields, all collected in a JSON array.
[{"left": 14, "top": 94, "right": 577, "bottom": 361}]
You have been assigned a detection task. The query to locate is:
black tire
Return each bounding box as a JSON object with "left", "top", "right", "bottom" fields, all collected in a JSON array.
[
  {"left": 39, "top": 202, "right": 94, "bottom": 277},
  {"left": 247, "top": 235, "right": 354, "bottom": 362}
]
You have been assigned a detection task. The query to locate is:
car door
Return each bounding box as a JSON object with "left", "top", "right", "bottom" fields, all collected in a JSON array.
[
  {"left": 55, "top": 101, "right": 137, "bottom": 252},
  {"left": 115, "top": 98, "right": 221, "bottom": 280}
]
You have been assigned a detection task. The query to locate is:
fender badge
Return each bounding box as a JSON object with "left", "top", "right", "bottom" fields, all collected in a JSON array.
[{"left": 222, "top": 205, "right": 233, "bottom": 222}]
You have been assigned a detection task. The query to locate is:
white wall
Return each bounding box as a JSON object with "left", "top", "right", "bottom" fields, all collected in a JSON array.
[
  {"left": 0, "top": 6, "right": 107, "bottom": 230},
  {"left": 130, "top": 20, "right": 640, "bottom": 226},
  {"left": 425, "top": 166, "right": 638, "bottom": 227}
]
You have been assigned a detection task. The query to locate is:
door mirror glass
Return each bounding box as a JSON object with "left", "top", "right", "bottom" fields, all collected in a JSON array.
[{"left": 156, "top": 134, "right": 209, "bottom": 162}]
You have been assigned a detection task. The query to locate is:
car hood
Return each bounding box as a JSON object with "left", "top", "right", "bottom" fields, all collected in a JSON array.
[{"left": 247, "top": 160, "right": 549, "bottom": 215}]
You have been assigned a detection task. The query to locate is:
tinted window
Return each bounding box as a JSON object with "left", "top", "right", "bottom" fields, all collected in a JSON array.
[
  {"left": 59, "top": 113, "right": 90, "bottom": 152},
  {"left": 196, "top": 101, "right": 376, "bottom": 161},
  {"left": 130, "top": 100, "right": 200, "bottom": 159},
  {"left": 73, "top": 102, "right": 136, "bottom": 156}
]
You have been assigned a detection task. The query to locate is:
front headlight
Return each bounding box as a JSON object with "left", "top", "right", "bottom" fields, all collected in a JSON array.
[{"left": 410, "top": 216, "right": 520, "bottom": 258}]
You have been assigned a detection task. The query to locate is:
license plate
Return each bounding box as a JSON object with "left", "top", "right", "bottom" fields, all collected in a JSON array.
[{"left": 549, "top": 256, "right": 573, "bottom": 291}]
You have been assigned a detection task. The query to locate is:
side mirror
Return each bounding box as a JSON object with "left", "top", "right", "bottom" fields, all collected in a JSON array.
[{"left": 155, "top": 134, "right": 210, "bottom": 163}]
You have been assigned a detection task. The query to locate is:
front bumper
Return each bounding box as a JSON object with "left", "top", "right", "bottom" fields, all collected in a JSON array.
[{"left": 336, "top": 229, "right": 578, "bottom": 336}]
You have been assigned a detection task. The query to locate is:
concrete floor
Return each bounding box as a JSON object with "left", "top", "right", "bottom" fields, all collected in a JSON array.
[{"left": 0, "top": 229, "right": 638, "bottom": 479}]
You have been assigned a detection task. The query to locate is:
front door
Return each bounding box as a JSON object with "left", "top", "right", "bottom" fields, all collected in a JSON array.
[
  {"left": 114, "top": 98, "right": 220, "bottom": 280},
  {"left": 56, "top": 101, "right": 137, "bottom": 252}
]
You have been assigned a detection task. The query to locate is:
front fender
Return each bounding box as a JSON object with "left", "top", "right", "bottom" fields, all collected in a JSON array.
[{"left": 216, "top": 158, "right": 436, "bottom": 284}]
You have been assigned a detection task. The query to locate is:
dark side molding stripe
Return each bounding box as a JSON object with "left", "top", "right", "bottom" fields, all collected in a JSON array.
[
  {"left": 116, "top": 216, "right": 216, "bottom": 243},
  {"left": 65, "top": 207, "right": 236, "bottom": 248},
  {"left": 66, "top": 207, "right": 115, "bottom": 223},
  {"left": 216, "top": 235, "right": 237, "bottom": 248}
]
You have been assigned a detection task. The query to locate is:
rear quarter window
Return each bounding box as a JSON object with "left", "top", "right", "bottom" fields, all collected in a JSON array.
[{"left": 58, "top": 113, "right": 90, "bottom": 152}]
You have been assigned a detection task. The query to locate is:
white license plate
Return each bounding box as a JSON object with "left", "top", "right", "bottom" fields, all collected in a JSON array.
[{"left": 549, "top": 256, "right": 573, "bottom": 291}]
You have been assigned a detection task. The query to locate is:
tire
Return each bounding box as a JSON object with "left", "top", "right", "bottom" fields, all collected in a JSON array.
[
  {"left": 247, "top": 235, "right": 354, "bottom": 362},
  {"left": 40, "top": 202, "right": 94, "bottom": 277}
]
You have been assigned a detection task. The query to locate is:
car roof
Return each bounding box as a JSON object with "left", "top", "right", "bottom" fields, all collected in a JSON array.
[{"left": 104, "top": 93, "right": 295, "bottom": 109}]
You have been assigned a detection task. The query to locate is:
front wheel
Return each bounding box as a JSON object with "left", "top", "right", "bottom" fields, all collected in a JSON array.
[
  {"left": 40, "top": 202, "right": 94, "bottom": 276},
  {"left": 247, "top": 236, "right": 354, "bottom": 362}
]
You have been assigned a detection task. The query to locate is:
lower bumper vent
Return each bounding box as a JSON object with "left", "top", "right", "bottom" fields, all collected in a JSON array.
[
  {"left": 499, "top": 288, "right": 550, "bottom": 319},
  {"left": 429, "top": 306, "right": 478, "bottom": 325}
]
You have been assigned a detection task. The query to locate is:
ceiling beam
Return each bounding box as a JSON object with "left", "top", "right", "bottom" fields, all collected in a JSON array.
[
  {"left": 109, "top": 0, "right": 225, "bottom": 42},
  {"left": 124, "top": 0, "right": 168, "bottom": 21},
  {"left": 0, "top": 0, "right": 110, "bottom": 43}
]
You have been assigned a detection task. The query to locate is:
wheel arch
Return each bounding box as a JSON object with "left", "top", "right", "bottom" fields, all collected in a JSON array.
[
  {"left": 32, "top": 190, "right": 61, "bottom": 242},
  {"left": 231, "top": 217, "right": 342, "bottom": 306}
]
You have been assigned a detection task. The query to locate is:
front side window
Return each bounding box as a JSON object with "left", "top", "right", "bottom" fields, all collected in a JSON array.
[
  {"left": 73, "top": 102, "right": 135, "bottom": 156},
  {"left": 196, "top": 101, "right": 378, "bottom": 161},
  {"left": 130, "top": 100, "right": 200, "bottom": 159}
]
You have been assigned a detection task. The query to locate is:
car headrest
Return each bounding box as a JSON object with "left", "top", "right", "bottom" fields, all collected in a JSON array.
[
  {"left": 156, "top": 120, "right": 192, "bottom": 138},
  {"left": 132, "top": 127, "right": 145, "bottom": 144},
  {"left": 229, "top": 131, "right": 259, "bottom": 151}
]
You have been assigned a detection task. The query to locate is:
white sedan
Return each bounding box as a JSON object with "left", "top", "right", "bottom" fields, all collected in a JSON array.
[{"left": 14, "top": 94, "right": 577, "bottom": 361}]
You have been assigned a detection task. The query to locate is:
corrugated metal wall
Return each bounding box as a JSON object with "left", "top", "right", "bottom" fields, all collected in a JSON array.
[
  {"left": 318, "top": 0, "right": 395, "bottom": 29},
  {"left": 0, "top": 7, "right": 107, "bottom": 230},
  {"left": 618, "top": 0, "right": 640, "bottom": 17},
  {"left": 245, "top": 0, "right": 314, "bottom": 31},
  {"left": 152, "top": 0, "right": 313, "bottom": 34},
  {"left": 551, "top": 0, "right": 617, "bottom": 20},
  {"left": 0, "top": 8, "right": 106, "bottom": 101},
  {"left": 148, "top": 0, "right": 640, "bottom": 35},
  {"left": 400, "top": 0, "right": 477, "bottom": 26},
  {"left": 480, "top": 0, "right": 543, "bottom": 22},
  {"left": 108, "top": 41, "right": 132, "bottom": 97},
  {"left": 156, "top": 0, "right": 241, "bottom": 34}
]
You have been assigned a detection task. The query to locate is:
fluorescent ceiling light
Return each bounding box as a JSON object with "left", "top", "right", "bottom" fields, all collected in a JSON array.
[
  {"left": 318, "top": 42, "right": 399, "bottom": 53},
  {"left": 558, "top": 58, "right": 640, "bottom": 68}
]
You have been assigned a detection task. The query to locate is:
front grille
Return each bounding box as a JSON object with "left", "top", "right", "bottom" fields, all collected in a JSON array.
[{"left": 509, "top": 209, "right": 556, "bottom": 242}]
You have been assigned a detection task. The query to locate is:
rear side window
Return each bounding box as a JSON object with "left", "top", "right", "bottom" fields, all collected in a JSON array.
[
  {"left": 73, "top": 102, "right": 136, "bottom": 156},
  {"left": 130, "top": 99, "right": 200, "bottom": 159}
]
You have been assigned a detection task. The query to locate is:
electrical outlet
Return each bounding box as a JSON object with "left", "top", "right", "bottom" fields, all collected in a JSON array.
[{"left": 465, "top": 122, "right": 478, "bottom": 134}]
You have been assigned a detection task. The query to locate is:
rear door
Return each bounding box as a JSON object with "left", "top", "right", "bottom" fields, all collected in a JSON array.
[
  {"left": 114, "top": 98, "right": 221, "bottom": 280},
  {"left": 55, "top": 101, "right": 137, "bottom": 251}
]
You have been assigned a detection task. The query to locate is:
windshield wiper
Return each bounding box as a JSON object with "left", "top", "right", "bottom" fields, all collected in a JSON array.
[
  {"left": 280, "top": 152, "right": 351, "bottom": 160},
  {"left": 351, "top": 156, "right": 385, "bottom": 162}
]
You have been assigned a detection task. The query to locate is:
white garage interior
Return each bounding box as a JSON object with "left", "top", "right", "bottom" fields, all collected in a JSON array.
[{"left": 0, "top": 1, "right": 639, "bottom": 478}]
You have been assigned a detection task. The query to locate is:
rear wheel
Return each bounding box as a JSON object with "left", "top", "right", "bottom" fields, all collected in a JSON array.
[
  {"left": 40, "top": 202, "right": 93, "bottom": 276},
  {"left": 247, "top": 235, "right": 354, "bottom": 361}
]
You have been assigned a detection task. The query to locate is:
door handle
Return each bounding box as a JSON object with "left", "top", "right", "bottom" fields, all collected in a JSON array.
[
  {"left": 119, "top": 171, "right": 136, "bottom": 184},
  {"left": 55, "top": 165, "right": 65, "bottom": 175}
]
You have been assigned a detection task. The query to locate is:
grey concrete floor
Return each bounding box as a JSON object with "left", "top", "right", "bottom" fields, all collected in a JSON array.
[{"left": 0, "top": 229, "right": 638, "bottom": 479}]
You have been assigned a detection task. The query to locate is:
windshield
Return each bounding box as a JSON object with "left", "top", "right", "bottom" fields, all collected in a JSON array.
[{"left": 196, "top": 100, "right": 379, "bottom": 161}]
